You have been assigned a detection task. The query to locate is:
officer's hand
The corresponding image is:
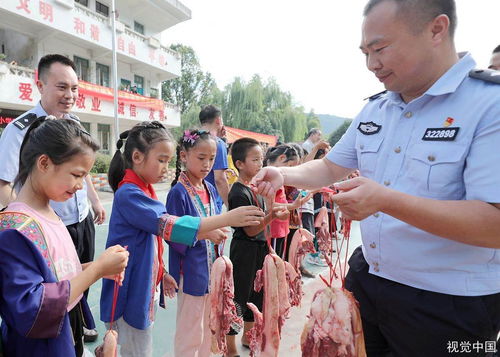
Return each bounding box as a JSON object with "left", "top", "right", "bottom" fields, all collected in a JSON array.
[
  {"left": 92, "top": 201, "right": 106, "bottom": 224},
  {"left": 331, "top": 177, "right": 388, "bottom": 220},
  {"left": 252, "top": 167, "right": 283, "bottom": 196}
]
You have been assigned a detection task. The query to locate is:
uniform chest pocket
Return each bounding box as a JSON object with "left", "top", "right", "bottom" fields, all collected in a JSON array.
[
  {"left": 356, "top": 136, "right": 384, "bottom": 178},
  {"left": 406, "top": 143, "right": 467, "bottom": 198}
]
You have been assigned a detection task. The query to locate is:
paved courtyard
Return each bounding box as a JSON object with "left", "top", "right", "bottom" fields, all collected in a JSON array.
[{"left": 84, "top": 183, "right": 362, "bottom": 356}]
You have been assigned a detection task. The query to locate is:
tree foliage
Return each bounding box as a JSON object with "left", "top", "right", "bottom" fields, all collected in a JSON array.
[
  {"left": 328, "top": 120, "right": 352, "bottom": 146},
  {"left": 163, "top": 44, "right": 319, "bottom": 143},
  {"left": 162, "top": 44, "right": 217, "bottom": 114}
]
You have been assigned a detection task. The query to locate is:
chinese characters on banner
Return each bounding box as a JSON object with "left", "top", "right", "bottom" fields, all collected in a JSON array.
[
  {"left": 76, "top": 93, "right": 86, "bottom": 109},
  {"left": 91, "top": 97, "right": 101, "bottom": 112},
  {"left": 18, "top": 83, "right": 33, "bottom": 101},
  {"left": 14, "top": 0, "right": 170, "bottom": 68},
  {"left": 74, "top": 17, "right": 85, "bottom": 35},
  {"left": 39, "top": 0, "right": 53, "bottom": 22},
  {"left": 17, "top": 0, "right": 53, "bottom": 22},
  {"left": 90, "top": 24, "right": 99, "bottom": 41},
  {"left": 129, "top": 104, "right": 137, "bottom": 118},
  {"left": 118, "top": 101, "right": 125, "bottom": 115}
]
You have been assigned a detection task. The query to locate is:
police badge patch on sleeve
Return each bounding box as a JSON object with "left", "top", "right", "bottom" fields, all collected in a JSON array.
[{"left": 357, "top": 122, "right": 382, "bottom": 135}]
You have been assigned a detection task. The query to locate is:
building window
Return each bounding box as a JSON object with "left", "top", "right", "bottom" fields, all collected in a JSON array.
[
  {"left": 134, "top": 75, "right": 144, "bottom": 95},
  {"left": 96, "top": 63, "right": 109, "bottom": 87},
  {"left": 149, "top": 87, "right": 158, "bottom": 98},
  {"left": 96, "top": 1, "right": 109, "bottom": 17},
  {"left": 73, "top": 56, "right": 89, "bottom": 82},
  {"left": 134, "top": 21, "right": 144, "bottom": 35},
  {"left": 75, "top": 0, "right": 88, "bottom": 7},
  {"left": 120, "top": 78, "right": 131, "bottom": 92},
  {"left": 81, "top": 122, "right": 91, "bottom": 133},
  {"left": 98, "top": 124, "right": 110, "bottom": 154}
]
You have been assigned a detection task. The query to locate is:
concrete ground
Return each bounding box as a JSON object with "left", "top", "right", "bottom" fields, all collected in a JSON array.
[{"left": 85, "top": 183, "right": 362, "bottom": 356}]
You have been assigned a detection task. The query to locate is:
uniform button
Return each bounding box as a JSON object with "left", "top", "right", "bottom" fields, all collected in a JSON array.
[
  {"left": 384, "top": 180, "right": 391, "bottom": 186},
  {"left": 360, "top": 144, "right": 364, "bottom": 150},
  {"left": 394, "top": 146, "right": 401, "bottom": 153},
  {"left": 373, "top": 213, "right": 380, "bottom": 218},
  {"left": 427, "top": 155, "right": 436, "bottom": 162},
  {"left": 404, "top": 112, "right": 413, "bottom": 118},
  {"left": 370, "top": 242, "right": 376, "bottom": 249}
]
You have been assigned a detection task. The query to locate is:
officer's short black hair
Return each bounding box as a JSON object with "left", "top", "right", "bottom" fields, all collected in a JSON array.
[
  {"left": 199, "top": 105, "right": 221, "bottom": 125},
  {"left": 363, "top": 0, "right": 457, "bottom": 39},
  {"left": 493, "top": 45, "right": 500, "bottom": 54},
  {"left": 38, "top": 54, "right": 77, "bottom": 82}
]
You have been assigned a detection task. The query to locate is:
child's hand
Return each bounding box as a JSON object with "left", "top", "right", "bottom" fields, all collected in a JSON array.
[
  {"left": 95, "top": 245, "right": 129, "bottom": 279},
  {"left": 103, "top": 271, "right": 125, "bottom": 286},
  {"left": 226, "top": 206, "right": 264, "bottom": 227},
  {"left": 94, "top": 330, "right": 118, "bottom": 357},
  {"left": 273, "top": 206, "right": 289, "bottom": 220},
  {"left": 200, "top": 228, "right": 228, "bottom": 244},
  {"left": 163, "top": 272, "right": 178, "bottom": 299},
  {"left": 290, "top": 190, "right": 313, "bottom": 209}
]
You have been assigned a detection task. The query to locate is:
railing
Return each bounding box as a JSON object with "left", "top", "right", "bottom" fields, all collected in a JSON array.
[
  {"left": 0, "top": 61, "right": 36, "bottom": 79},
  {"left": 74, "top": 2, "right": 109, "bottom": 25},
  {"left": 160, "top": 45, "right": 180, "bottom": 60},
  {"left": 164, "top": 101, "right": 179, "bottom": 110},
  {"left": 125, "top": 27, "right": 147, "bottom": 43}
]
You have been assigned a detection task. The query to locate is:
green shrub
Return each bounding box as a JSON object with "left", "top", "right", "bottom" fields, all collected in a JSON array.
[{"left": 91, "top": 153, "right": 112, "bottom": 174}]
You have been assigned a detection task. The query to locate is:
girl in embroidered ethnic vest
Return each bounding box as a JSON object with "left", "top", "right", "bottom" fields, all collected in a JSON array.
[
  {"left": 166, "top": 129, "right": 254, "bottom": 356},
  {"left": 0, "top": 118, "right": 129, "bottom": 357},
  {"left": 101, "top": 123, "right": 263, "bottom": 356}
]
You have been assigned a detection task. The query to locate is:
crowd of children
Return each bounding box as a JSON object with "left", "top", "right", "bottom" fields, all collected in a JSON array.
[{"left": 0, "top": 104, "right": 331, "bottom": 357}]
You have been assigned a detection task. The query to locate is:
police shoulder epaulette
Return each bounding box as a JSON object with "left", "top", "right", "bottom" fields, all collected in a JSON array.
[
  {"left": 67, "top": 113, "right": 81, "bottom": 122},
  {"left": 364, "top": 90, "right": 387, "bottom": 101},
  {"left": 13, "top": 113, "right": 38, "bottom": 130},
  {"left": 469, "top": 69, "right": 500, "bottom": 84}
]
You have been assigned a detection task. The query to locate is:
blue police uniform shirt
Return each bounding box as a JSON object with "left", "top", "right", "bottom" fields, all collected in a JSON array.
[
  {"left": 205, "top": 136, "right": 228, "bottom": 209},
  {"left": 0, "top": 102, "right": 89, "bottom": 225},
  {"left": 327, "top": 53, "right": 500, "bottom": 296}
]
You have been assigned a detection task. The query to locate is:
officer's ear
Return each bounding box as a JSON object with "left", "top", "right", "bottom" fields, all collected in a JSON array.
[{"left": 36, "top": 79, "right": 45, "bottom": 94}]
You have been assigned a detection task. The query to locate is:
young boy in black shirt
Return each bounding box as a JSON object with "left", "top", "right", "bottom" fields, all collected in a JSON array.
[{"left": 226, "top": 138, "right": 287, "bottom": 357}]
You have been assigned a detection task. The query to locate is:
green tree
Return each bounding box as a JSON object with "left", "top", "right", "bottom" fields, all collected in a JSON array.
[
  {"left": 306, "top": 110, "right": 321, "bottom": 132},
  {"left": 328, "top": 120, "right": 352, "bottom": 146},
  {"left": 162, "top": 44, "right": 216, "bottom": 114},
  {"left": 162, "top": 45, "right": 315, "bottom": 143}
]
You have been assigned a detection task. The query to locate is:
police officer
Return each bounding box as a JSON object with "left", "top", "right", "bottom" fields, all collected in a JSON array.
[
  {"left": 489, "top": 45, "right": 500, "bottom": 70},
  {"left": 254, "top": 1, "right": 500, "bottom": 356},
  {"left": 0, "top": 54, "right": 105, "bottom": 342}
]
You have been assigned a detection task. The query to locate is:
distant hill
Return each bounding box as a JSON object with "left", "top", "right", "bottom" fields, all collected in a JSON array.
[{"left": 317, "top": 114, "right": 352, "bottom": 136}]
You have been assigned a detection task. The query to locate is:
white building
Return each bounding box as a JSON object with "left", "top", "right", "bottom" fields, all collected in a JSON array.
[{"left": 0, "top": 0, "right": 188, "bottom": 154}]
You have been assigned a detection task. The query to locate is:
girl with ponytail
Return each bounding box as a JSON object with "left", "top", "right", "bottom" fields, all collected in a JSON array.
[{"left": 101, "top": 122, "right": 264, "bottom": 355}]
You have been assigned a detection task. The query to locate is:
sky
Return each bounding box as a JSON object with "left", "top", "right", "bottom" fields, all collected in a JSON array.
[{"left": 162, "top": 0, "right": 500, "bottom": 118}]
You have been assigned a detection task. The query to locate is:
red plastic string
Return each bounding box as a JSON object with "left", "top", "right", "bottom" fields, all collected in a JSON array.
[
  {"left": 109, "top": 246, "right": 127, "bottom": 331},
  {"left": 249, "top": 184, "right": 273, "bottom": 252},
  {"left": 109, "top": 277, "right": 120, "bottom": 331}
]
